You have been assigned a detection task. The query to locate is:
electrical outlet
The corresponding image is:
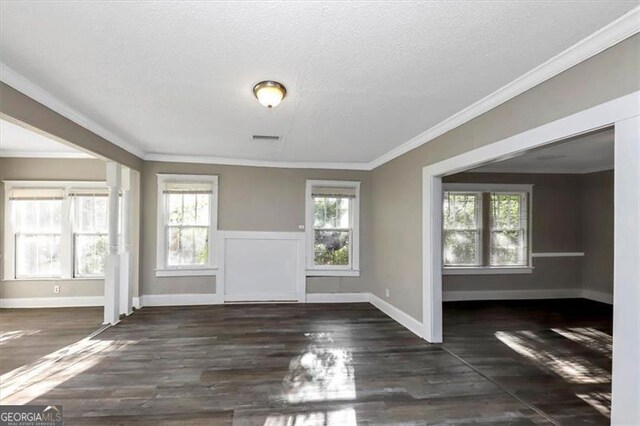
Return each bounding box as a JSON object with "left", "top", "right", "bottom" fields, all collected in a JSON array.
[
  {"left": 385, "top": 288, "right": 390, "bottom": 298},
  {"left": 53, "top": 285, "right": 60, "bottom": 294}
]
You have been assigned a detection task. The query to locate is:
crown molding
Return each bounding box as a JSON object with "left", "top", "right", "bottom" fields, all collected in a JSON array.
[
  {"left": 0, "top": 63, "right": 145, "bottom": 158},
  {"left": 367, "top": 6, "right": 640, "bottom": 170},
  {"left": 0, "top": 150, "right": 95, "bottom": 159},
  {"left": 469, "top": 164, "right": 614, "bottom": 175},
  {"left": 1, "top": 6, "right": 637, "bottom": 171},
  {"left": 143, "top": 153, "right": 371, "bottom": 170}
]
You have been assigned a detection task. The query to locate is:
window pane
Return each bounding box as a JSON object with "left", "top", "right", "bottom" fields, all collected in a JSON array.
[
  {"left": 443, "top": 192, "right": 481, "bottom": 266},
  {"left": 491, "top": 230, "right": 526, "bottom": 265},
  {"left": 314, "top": 197, "right": 349, "bottom": 229},
  {"left": 167, "top": 226, "right": 208, "bottom": 266},
  {"left": 443, "top": 230, "right": 480, "bottom": 266},
  {"left": 491, "top": 193, "right": 523, "bottom": 230},
  {"left": 14, "top": 200, "right": 62, "bottom": 232},
  {"left": 167, "top": 193, "right": 210, "bottom": 226},
  {"left": 314, "top": 230, "right": 350, "bottom": 266},
  {"left": 75, "top": 234, "right": 108, "bottom": 277},
  {"left": 16, "top": 234, "right": 61, "bottom": 277},
  {"left": 490, "top": 193, "right": 527, "bottom": 266},
  {"left": 443, "top": 193, "right": 479, "bottom": 229},
  {"left": 75, "top": 196, "right": 108, "bottom": 233}
]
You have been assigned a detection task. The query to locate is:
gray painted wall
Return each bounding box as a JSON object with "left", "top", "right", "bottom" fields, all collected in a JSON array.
[
  {"left": 141, "top": 161, "right": 372, "bottom": 296},
  {"left": 442, "top": 173, "right": 584, "bottom": 293},
  {"left": 371, "top": 35, "right": 638, "bottom": 321},
  {"left": 0, "top": 158, "right": 107, "bottom": 299},
  {"left": 581, "top": 170, "right": 614, "bottom": 295}
]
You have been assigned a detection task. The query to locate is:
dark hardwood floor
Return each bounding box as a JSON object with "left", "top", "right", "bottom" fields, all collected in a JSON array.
[
  {"left": 443, "top": 299, "right": 613, "bottom": 425},
  {"left": 0, "top": 300, "right": 611, "bottom": 425},
  {"left": 0, "top": 307, "right": 103, "bottom": 374}
]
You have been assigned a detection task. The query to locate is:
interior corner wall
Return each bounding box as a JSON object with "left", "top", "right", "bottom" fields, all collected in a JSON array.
[
  {"left": 140, "top": 161, "right": 372, "bottom": 297},
  {"left": 442, "top": 173, "right": 584, "bottom": 293},
  {"left": 371, "top": 34, "right": 640, "bottom": 322},
  {"left": 0, "top": 157, "right": 107, "bottom": 300},
  {"left": 581, "top": 170, "right": 614, "bottom": 297}
]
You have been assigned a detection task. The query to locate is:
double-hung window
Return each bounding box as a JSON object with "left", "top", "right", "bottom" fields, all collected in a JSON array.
[
  {"left": 156, "top": 174, "right": 218, "bottom": 277},
  {"left": 4, "top": 182, "right": 109, "bottom": 280},
  {"left": 71, "top": 189, "right": 109, "bottom": 277},
  {"left": 11, "top": 188, "right": 64, "bottom": 278},
  {"left": 443, "top": 184, "right": 532, "bottom": 274},
  {"left": 305, "top": 180, "right": 360, "bottom": 276}
]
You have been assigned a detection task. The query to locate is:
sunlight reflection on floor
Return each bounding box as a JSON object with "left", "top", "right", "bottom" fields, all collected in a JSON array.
[
  {"left": 0, "top": 337, "right": 134, "bottom": 404},
  {"left": 282, "top": 332, "right": 356, "bottom": 404},
  {"left": 551, "top": 327, "right": 612, "bottom": 358},
  {"left": 264, "top": 407, "right": 357, "bottom": 426},
  {"left": 577, "top": 392, "right": 611, "bottom": 417},
  {"left": 0, "top": 330, "right": 40, "bottom": 345},
  {"left": 495, "top": 330, "right": 610, "bottom": 384}
]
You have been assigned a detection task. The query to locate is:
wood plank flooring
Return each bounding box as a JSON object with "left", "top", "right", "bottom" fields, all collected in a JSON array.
[
  {"left": 0, "top": 300, "right": 612, "bottom": 425},
  {"left": 0, "top": 307, "right": 103, "bottom": 374},
  {"left": 443, "top": 299, "right": 613, "bottom": 425}
]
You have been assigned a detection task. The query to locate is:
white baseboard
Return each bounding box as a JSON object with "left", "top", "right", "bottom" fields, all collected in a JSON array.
[
  {"left": 443, "top": 289, "right": 583, "bottom": 302},
  {"left": 368, "top": 293, "right": 423, "bottom": 338},
  {"left": 306, "top": 293, "right": 370, "bottom": 303},
  {"left": 582, "top": 289, "right": 614, "bottom": 305},
  {"left": 132, "top": 297, "right": 141, "bottom": 309},
  {"left": 223, "top": 293, "right": 299, "bottom": 303},
  {"left": 140, "top": 293, "right": 222, "bottom": 307},
  {"left": 0, "top": 296, "right": 104, "bottom": 308}
]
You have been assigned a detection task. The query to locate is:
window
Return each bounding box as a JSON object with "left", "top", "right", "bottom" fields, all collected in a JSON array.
[
  {"left": 305, "top": 180, "right": 360, "bottom": 276},
  {"left": 443, "top": 192, "right": 482, "bottom": 267},
  {"left": 443, "top": 184, "right": 532, "bottom": 274},
  {"left": 4, "top": 182, "right": 109, "bottom": 280},
  {"left": 156, "top": 175, "right": 218, "bottom": 276},
  {"left": 71, "top": 189, "right": 109, "bottom": 277},
  {"left": 11, "top": 188, "right": 64, "bottom": 278}
]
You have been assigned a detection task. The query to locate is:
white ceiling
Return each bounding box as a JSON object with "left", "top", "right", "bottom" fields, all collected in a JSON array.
[
  {"left": 471, "top": 128, "right": 614, "bottom": 174},
  {"left": 0, "top": 2, "right": 635, "bottom": 165},
  {"left": 0, "top": 119, "right": 93, "bottom": 158}
]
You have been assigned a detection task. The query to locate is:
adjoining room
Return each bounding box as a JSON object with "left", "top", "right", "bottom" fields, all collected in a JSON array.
[{"left": 440, "top": 129, "right": 615, "bottom": 422}]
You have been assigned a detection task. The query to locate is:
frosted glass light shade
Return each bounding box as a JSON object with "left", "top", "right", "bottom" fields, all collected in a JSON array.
[{"left": 253, "top": 81, "right": 286, "bottom": 108}]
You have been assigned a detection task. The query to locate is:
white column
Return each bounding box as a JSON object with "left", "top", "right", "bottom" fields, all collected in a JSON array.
[
  {"left": 104, "top": 162, "right": 121, "bottom": 325},
  {"left": 119, "top": 167, "right": 132, "bottom": 316},
  {"left": 422, "top": 171, "right": 443, "bottom": 343},
  {"left": 611, "top": 116, "right": 640, "bottom": 424}
]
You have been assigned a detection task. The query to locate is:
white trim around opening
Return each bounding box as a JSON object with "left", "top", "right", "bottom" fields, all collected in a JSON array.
[{"left": 422, "top": 90, "right": 639, "bottom": 423}]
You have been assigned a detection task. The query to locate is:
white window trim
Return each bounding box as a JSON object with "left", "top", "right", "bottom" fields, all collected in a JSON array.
[
  {"left": 155, "top": 174, "right": 218, "bottom": 277},
  {"left": 3, "top": 180, "right": 107, "bottom": 281},
  {"left": 442, "top": 183, "right": 533, "bottom": 274},
  {"left": 305, "top": 179, "right": 360, "bottom": 276}
]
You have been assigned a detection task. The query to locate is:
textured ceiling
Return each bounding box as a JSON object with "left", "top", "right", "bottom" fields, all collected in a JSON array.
[
  {"left": 0, "top": 119, "right": 93, "bottom": 158},
  {"left": 0, "top": 2, "right": 635, "bottom": 164},
  {"left": 472, "top": 128, "right": 614, "bottom": 174}
]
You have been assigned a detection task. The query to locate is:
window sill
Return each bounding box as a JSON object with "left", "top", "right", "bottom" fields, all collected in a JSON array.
[
  {"left": 2, "top": 277, "right": 105, "bottom": 282},
  {"left": 306, "top": 269, "right": 360, "bottom": 277},
  {"left": 155, "top": 268, "right": 218, "bottom": 277},
  {"left": 443, "top": 267, "right": 533, "bottom": 276}
]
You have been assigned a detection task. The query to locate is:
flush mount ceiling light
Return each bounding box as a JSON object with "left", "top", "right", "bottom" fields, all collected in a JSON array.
[{"left": 253, "top": 81, "right": 286, "bottom": 108}]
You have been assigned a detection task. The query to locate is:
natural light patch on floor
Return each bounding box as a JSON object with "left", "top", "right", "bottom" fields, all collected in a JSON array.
[
  {"left": 0, "top": 337, "right": 134, "bottom": 405},
  {"left": 551, "top": 327, "right": 612, "bottom": 358},
  {"left": 264, "top": 407, "right": 357, "bottom": 426},
  {"left": 283, "top": 332, "right": 356, "bottom": 403},
  {"left": 0, "top": 330, "right": 40, "bottom": 345},
  {"left": 577, "top": 392, "right": 611, "bottom": 417},
  {"left": 495, "top": 330, "right": 610, "bottom": 384}
]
